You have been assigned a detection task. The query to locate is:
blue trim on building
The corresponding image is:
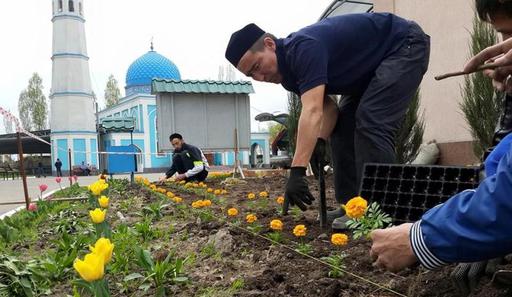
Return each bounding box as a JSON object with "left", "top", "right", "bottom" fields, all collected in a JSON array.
[
  {"left": 52, "top": 14, "right": 85, "bottom": 22},
  {"left": 51, "top": 131, "right": 97, "bottom": 135},
  {"left": 90, "top": 139, "right": 98, "bottom": 166},
  {"left": 139, "top": 104, "right": 144, "bottom": 132},
  {"left": 148, "top": 105, "right": 171, "bottom": 167},
  {"left": 52, "top": 52, "right": 89, "bottom": 60},
  {"left": 50, "top": 91, "right": 94, "bottom": 98},
  {"left": 73, "top": 139, "right": 86, "bottom": 166},
  {"left": 51, "top": 140, "right": 55, "bottom": 174},
  {"left": 57, "top": 139, "right": 69, "bottom": 170}
]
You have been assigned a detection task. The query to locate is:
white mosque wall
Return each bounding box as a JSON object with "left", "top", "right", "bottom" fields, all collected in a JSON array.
[
  {"left": 50, "top": 96, "right": 96, "bottom": 132},
  {"left": 50, "top": 58, "right": 92, "bottom": 92}
]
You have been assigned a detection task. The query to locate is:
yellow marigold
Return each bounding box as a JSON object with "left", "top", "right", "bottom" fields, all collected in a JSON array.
[
  {"left": 247, "top": 193, "right": 256, "bottom": 200},
  {"left": 270, "top": 219, "right": 283, "bottom": 231},
  {"left": 331, "top": 233, "right": 349, "bottom": 246},
  {"left": 135, "top": 176, "right": 143, "bottom": 183},
  {"left": 173, "top": 196, "right": 183, "bottom": 203},
  {"left": 198, "top": 182, "right": 206, "bottom": 187},
  {"left": 214, "top": 189, "right": 222, "bottom": 195},
  {"left": 221, "top": 189, "right": 228, "bottom": 195},
  {"left": 89, "top": 208, "right": 106, "bottom": 224},
  {"left": 89, "top": 237, "right": 114, "bottom": 263},
  {"left": 166, "top": 192, "right": 175, "bottom": 198},
  {"left": 185, "top": 182, "right": 193, "bottom": 188},
  {"left": 246, "top": 214, "right": 257, "bottom": 224},
  {"left": 276, "top": 196, "right": 285, "bottom": 205},
  {"left": 293, "top": 224, "right": 307, "bottom": 237},
  {"left": 227, "top": 208, "right": 238, "bottom": 216},
  {"left": 73, "top": 252, "right": 104, "bottom": 282},
  {"left": 179, "top": 180, "right": 186, "bottom": 185},
  {"left": 344, "top": 196, "right": 368, "bottom": 219},
  {"left": 149, "top": 184, "right": 157, "bottom": 190},
  {"left": 259, "top": 191, "right": 269, "bottom": 198},
  {"left": 203, "top": 199, "right": 212, "bottom": 207},
  {"left": 207, "top": 188, "right": 213, "bottom": 193},
  {"left": 191, "top": 200, "right": 204, "bottom": 208},
  {"left": 143, "top": 179, "right": 150, "bottom": 186},
  {"left": 98, "top": 196, "right": 109, "bottom": 208}
]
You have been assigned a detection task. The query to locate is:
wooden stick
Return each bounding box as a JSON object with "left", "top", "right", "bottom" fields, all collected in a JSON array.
[{"left": 435, "top": 62, "right": 502, "bottom": 81}]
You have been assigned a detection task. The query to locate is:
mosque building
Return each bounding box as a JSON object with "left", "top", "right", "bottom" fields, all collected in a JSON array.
[{"left": 49, "top": 0, "right": 269, "bottom": 174}]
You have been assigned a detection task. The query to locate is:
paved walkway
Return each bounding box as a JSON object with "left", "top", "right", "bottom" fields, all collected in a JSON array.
[{"left": 0, "top": 173, "right": 164, "bottom": 216}]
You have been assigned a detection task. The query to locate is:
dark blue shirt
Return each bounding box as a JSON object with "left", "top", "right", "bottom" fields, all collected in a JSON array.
[{"left": 276, "top": 13, "right": 411, "bottom": 96}]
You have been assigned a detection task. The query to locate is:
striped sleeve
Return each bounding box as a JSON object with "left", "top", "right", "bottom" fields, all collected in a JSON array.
[{"left": 410, "top": 220, "right": 448, "bottom": 270}]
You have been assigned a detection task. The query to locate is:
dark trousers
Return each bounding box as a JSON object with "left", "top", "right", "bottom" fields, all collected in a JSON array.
[
  {"left": 331, "top": 22, "right": 430, "bottom": 204},
  {"left": 172, "top": 152, "right": 208, "bottom": 182},
  {"left": 56, "top": 168, "right": 62, "bottom": 177}
]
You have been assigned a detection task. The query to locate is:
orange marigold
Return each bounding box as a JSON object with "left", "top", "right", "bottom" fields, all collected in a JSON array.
[
  {"left": 270, "top": 219, "right": 283, "bottom": 231},
  {"left": 344, "top": 196, "right": 368, "bottom": 219},
  {"left": 246, "top": 214, "right": 257, "bottom": 223},
  {"left": 331, "top": 233, "right": 349, "bottom": 246},
  {"left": 293, "top": 224, "right": 307, "bottom": 237},
  {"left": 227, "top": 208, "right": 238, "bottom": 216}
]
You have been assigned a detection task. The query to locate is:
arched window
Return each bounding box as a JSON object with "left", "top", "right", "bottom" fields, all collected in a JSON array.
[
  {"left": 58, "top": 0, "right": 63, "bottom": 12},
  {"left": 79, "top": 2, "right": 83, "bottom": 15},
  {"left": 68, "top": 0, "right": 74, "bottom": 12}
]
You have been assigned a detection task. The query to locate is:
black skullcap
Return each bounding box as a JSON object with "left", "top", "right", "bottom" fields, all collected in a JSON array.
[{"left": 225, "top": 23, "right": 265, "bottom": 67}]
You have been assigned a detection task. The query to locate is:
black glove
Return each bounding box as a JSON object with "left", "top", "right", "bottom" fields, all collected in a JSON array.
[
  {"left": 451, "top": 258, "right": 502, "bottom": 297},
  {"left": 283, "top": 167, "right": 315, "bottom": 212},
  {"left": 309, "top": 138, "right": 328, "bottom": 178}
]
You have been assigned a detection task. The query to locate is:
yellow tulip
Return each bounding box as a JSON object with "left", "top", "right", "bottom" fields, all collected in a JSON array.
[
  {"left": 89, "top": 208, "right": 106, "bottom": 224},
  {"left": 98, "top": 196, "right": 109, "bottom": 208},
  {"left": 73, "top": 252, "right": 105, "bottom": 282},
  {"left": 89, "top": 238, "right": 114, "bottom": 263}
]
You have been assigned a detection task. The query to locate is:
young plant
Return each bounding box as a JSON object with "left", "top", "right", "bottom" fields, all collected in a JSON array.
[
  {"left": 321, "top": 253, "right": 347, "bottom": 278},
  {"left": 346, "top": 202, "right": 392, "bottom": 239},
  {"left": 129, "top": 247, "right": 188, "bottom": 297},
  {"left": 142, "top": 201, "right": 169, "bottom": 221},
  {"left": 134, "top": 219, "right": 156, "bottom": 242},
  {"left": 295, "top": 242, "right": 313, "bottom": 255},
  {"left": 266, "top": 232, "right": 284, "bottom": 244}
]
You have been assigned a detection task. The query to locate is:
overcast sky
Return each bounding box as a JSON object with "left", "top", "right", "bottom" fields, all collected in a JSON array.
[{"left": 0, "top": 0, "right": 332, "bottom": 133}]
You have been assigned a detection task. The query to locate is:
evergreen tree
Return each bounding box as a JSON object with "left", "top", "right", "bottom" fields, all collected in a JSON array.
[
  {"left": 460, "top": 15, "right": 502, "bottom": 158},
  {"left": 104, "top": 74, "right": 121, "bottom": 108},
  {"left": 286, "top": 92, "right": 302, "bottom": 155},
  {"left": 395, "top": 90, "right": 425, "bottom": 164}
]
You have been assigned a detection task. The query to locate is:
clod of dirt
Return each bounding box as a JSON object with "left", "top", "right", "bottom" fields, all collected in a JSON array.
[
  {"left": 208, "top": 229, "right": 234, "bottom": 255},
  {"left": 221, "top": 177, "right": 247, "bottom": 186},
  {"left": 317, "top": 233, "right": 328, "bottom": 240}
]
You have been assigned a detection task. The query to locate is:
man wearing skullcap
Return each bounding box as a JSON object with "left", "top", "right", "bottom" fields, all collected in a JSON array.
[{"left": 226, "top": 13, "right": 430, "bottom": 228}]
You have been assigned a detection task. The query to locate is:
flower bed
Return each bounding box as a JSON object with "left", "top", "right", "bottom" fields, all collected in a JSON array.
[{"left": 0, "top": 174, "right": 510, "bottom": 296}]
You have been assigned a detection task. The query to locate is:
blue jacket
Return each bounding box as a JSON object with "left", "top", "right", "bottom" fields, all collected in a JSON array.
[{"left": 410, "top": 140, "right": 512, "bottom": 269}]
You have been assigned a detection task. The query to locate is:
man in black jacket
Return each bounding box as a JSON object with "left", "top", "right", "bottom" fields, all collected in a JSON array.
[{"left": 164, "top": 133, "right": 209, "bottom": 182}]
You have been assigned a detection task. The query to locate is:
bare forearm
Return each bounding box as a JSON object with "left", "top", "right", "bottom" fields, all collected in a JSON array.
[{"left": 292, "top": 109, "right": 322, "bottom": 167}]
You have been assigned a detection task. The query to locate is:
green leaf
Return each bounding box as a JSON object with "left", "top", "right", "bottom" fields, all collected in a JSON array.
[{"left": 123, "top": 273, "right": 144, "bottom": 282}]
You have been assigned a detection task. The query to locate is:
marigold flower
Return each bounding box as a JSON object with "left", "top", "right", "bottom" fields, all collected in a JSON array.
[
  {"left": 179, "top": 180, "right": 186, "bottom": 185},
  {"left": 149, "top": 184, "right": 157, "bottom": 191},
  {"left": 276, "top": 196, "right": 285, "bottom": 205},
  {"left": 135, "top": 176, "right": 143, "bottom": 183},
  {"left": 270, "top": 219, "right": 283, "bottom": 231},
  {"left": 173, "top": 197, "right": 183, "bottom": 203},
  {"left": 166, "top": 192, "right": 175, "bottom": 198},
  {"left": 89, "top": 238, "right": 114, "bottom": 263},
  {"left": 214, "top": 189, "right": 221, "bottom": 195},
  {"left": 203, "top": 199, "right": 212, "bottom": 207},
  {"left": 227, "top": 208, "right": 238, "bottom": 216},
  {"left": 207, "top": 188, "right": 213, "bottom": 193},
  {"left": 221, "top": 189, "right": 228, "bottom": 195},
  {"left": 246, "top": 214, "right": 257, "bottom": 223},
  {"left": 143, "top": 179, "right": 150, "bottom": 186},
  {"left": 344, "top": 196, "right": 368, "bottom": 219},
  {"left": 247, "top": 193, "right": 256, "bottom": 200},
  {"left": 98, "top": 196, "right": 109, "bottom": 208},
  {"left": 192, "top": 200, "right": 204, "bottom": 208},
  {"left": 259, "top": 191, "right": 269, "bottom": 198},
  {"left": 293, "top": 224, "right": 307, "bottom": 237},
  {"left": 89, "top": 208, "right": 106, "bottom": 224},
  {"left": 331, "top": 233, "right": 349, "bottom": 246},
  {"left": 73, "top": 252, "right": 105, "bottom": 282}
]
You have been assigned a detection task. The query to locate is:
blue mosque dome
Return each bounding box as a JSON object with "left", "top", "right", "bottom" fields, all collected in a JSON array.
[{"left": 125, "top": 48, "right": 181, "bottom": 95}]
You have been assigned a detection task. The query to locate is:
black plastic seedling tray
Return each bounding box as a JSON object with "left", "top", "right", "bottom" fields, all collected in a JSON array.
[{"left": 359, "top": 163, "right": 480, "bottom": 223}]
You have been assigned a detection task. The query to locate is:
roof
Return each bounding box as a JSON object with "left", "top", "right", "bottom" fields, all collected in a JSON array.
[
  {"left": 99, "top": 117, "right": 135, "bottom": 133},
  {"left": 125, "top": 50, "right": 181, "bottom": 95},
  {"left": 0, "top": 130, "right": 51, "bottom": 154},
  {"left": 151, "top": 79, "right": 254, "bottom": 94}
]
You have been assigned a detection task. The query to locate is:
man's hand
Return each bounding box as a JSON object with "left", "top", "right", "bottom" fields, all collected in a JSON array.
[
  {"left": 464, "top": 38, "right": 512, "bottom": 93},
  {"left": 370, "top": 223, "right": 418, "bottom": 272},
  {"left": 284, "top": 167, "right": 315, "bottom": 211},
  {"left": 175, "top": 173, "right": 187, "bottom": 181}
]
